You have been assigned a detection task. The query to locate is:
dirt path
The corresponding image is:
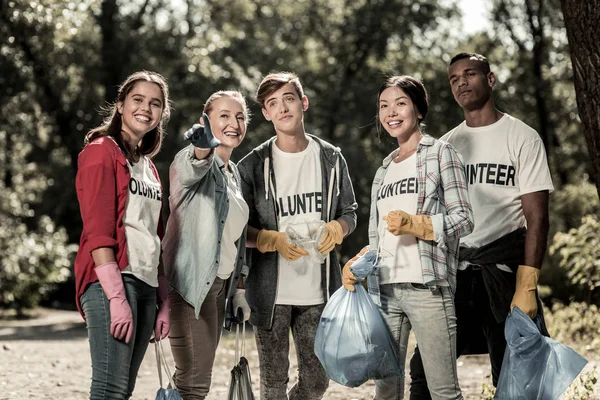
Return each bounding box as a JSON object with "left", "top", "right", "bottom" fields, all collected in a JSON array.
[{"left": 0, "top": 309, "right": 597, "bottom": 399}]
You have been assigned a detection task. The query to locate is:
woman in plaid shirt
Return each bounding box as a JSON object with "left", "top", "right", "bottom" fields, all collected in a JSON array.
[{"left": 343, "top": 75, "right": 474, "bottom": 400}]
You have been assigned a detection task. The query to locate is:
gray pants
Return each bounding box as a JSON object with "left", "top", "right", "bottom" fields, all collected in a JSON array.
[
  {"left": 375, "top": 283, "right": 462, "bottom": 400},
  {"left": 254, "top": 304, "right": 329, "bottom": 400},
  {"left": 168, "top": 278, "right": 227, "bottom": 400}
]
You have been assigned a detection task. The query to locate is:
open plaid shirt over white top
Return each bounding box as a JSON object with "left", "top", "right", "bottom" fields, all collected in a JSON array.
[{"left": 367, "top": 134, "right": 474, "bottom": 302}]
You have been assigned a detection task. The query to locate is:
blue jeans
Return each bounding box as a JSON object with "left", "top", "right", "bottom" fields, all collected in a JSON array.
[
  {"left": 81, "top": 275, "right": 157, "bottom": 400},
  {"left": 254, "top": 304, "right": 329, "bottom": 400},
  {"left": 374, "top": 283, "right": 462, "bottom": 400}
]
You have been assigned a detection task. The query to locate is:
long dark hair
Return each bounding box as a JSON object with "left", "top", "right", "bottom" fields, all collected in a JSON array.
[{"left": 85, "top": 71, "right": 171, "bottom": 161}]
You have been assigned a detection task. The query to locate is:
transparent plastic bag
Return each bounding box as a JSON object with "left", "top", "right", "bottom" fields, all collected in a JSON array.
[
  {"left": 285, "top": 220, "right": 327, "bottom": 264},
  {"left": 495, "top": 306, "right": 587, "bottom": 400},
  {"left": 314, "top": 251, "right": 401, "bottom": 387}
]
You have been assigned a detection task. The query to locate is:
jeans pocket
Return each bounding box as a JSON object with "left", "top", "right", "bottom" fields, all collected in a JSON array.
[{"left": 409, "top": 282, "right": 432, "bottom": 292}]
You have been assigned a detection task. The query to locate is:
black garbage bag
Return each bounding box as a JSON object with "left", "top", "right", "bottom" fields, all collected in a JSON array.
[{"left": 228, "top": 322, "right": 255, "bottom": 400}]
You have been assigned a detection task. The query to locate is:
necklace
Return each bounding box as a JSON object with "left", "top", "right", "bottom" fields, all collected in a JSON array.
[{"left": 393, "top": 148, "right": 417, "bottom": 163}]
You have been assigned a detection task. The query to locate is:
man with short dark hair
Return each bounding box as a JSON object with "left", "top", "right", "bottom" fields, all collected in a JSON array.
[
  {"left": 409, "top": 53, "right": 553, "bottom": 399},
  {"left": 238, "top": 71, "right": 358, "bottom": 399}
]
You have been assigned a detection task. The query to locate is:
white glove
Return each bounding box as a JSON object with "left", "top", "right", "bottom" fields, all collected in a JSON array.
[{"left": 232, "top": 289, "right": 251, "bottom": 322}]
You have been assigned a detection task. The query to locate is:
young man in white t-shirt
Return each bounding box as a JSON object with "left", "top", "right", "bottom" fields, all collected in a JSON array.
[
  {"left": 238, "top": 72, "right": 358, "bottom": 399},
  {"left": 409, "top": 53, "right": 554, "bottom": 398}
]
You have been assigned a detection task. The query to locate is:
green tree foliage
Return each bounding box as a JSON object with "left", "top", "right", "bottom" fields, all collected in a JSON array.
[
  {"left": 0, "top": 214, "right": 75, "bottom": 312},
  {"left": 0, "top": 0, "right": 597, "bottom": 310},
  {"left": 550, "top": 215, "right": 600, "bottom": 304}
]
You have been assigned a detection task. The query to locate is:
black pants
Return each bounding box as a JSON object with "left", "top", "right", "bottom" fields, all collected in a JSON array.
[{"left": 409, "top": 268, "right": 508, "bottom": 399}]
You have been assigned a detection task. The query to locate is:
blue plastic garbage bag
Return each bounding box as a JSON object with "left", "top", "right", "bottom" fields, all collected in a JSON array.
[
  {"left": 314, "top": 251, "right": 402, "bottom": 387},
  {"left": 495, "top": 306, "right": 587, "bottom": 400},
  {"left": 154, "top": 340, "right": 183, "bottom": 400},
  {"left": 350, "top": 250, "right": 379, "bottom": 278}
]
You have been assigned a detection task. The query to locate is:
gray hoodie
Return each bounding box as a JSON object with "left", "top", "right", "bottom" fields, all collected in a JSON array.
[{"left": 237, "top": 134, "right": 358, "bottom": 329}]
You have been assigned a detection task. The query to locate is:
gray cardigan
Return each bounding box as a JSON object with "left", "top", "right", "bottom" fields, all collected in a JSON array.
[
  {"left": 237, "top": 134, "right": 357, "bottom": 329},
  {"left": 162, "top": 144, "right": 247, "bottom": 330}
]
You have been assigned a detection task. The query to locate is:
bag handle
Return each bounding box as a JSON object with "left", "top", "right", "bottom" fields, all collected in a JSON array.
[
  {"left": 155, "top": 338, "right": 177, "bottom": 390},
  {"left": 235, "top": 322, "right": 246, "bottom": 361},
  {"left": 375, "top": 221, "right": 389, "bottom": 263}
]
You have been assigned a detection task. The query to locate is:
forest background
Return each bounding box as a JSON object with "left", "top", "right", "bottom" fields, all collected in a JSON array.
[{"left": 1, "top": 0, "right": 599, "bottom": 397}]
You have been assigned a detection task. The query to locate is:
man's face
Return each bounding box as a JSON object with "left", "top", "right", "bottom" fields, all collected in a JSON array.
[
  {"left": 448, "top": 58, "right": 495, "bottom": 111},
  {"left": 261, "top": 82, "right": 308, "bottom": 136}
]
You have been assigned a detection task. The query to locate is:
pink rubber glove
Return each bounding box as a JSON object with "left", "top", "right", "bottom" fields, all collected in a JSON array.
[
  {"left": 95, "top": 262, "right": 134, "bottom": 343},
  {"left": 152, "top": 275, "right": 170, "bottom": 342}
]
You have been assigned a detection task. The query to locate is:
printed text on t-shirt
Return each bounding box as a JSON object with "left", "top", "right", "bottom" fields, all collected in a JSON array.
[
  {"left": 377, "top": 177, "right": 418, "bottom": 200},
  {"left": 465, "top": 163, "right": 516, "bottom": 186},
  {"left": 276, "top": 191, "right": 323, "bottom": 217},
  {"left": 129, "top": 177, "right": 162, "bottom": 201}
]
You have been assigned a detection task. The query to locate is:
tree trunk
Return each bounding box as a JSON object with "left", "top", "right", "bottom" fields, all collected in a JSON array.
[
  {"left": 4, "top": 132, "right": 12, "bottom": 188},
  {"left": 99, "top": 0, "right": 121, "bottom": 103},
  {"left": 560, "top": 0, "right": 600, "bottom": 200}
]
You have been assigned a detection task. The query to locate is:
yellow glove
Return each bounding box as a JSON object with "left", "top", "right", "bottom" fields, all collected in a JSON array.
[
  {"left": 510, "top": 265, "right": 540, "bottom": 318},
  {"left": 256, "top": 229, "right": 308, "bottom": 261},
  {"left": 383, "top": 210, "right": 434, "bottom": 240},
  {"left": 317, "top": 220, "right": 344, "bottom": 254},
  {"left": 342, "top": 246, "right": 369, "bottom": 291}
]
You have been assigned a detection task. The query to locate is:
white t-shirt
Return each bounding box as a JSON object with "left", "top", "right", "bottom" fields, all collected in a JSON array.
[
  {"left": 272, "top": 138, "right": 324, "bottom": 305},
  {"left": 376, "top": 153, "right": 423, "bottom": 284},
  {"left": 122, "top": 157, "right": 163, "bottom": 287},
  {"left": 217, "top": 169, "right": 250, "bottom": 279},
  {"left": 442, "top": 114, "right": 554, "bottom": 251}
]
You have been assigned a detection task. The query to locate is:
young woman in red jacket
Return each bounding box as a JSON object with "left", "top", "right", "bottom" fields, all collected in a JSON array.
[{"left": 74, "top": 71, "right": 171, "bottom": 399}]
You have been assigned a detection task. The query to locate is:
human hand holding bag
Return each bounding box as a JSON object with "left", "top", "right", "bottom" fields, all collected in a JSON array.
[
  {"left": 232, "top": 289, "right": 251, "bottom": 322},
  {"left": 152, "top": 275, "right": 170, "bottom": 343},
  {"left": 317, "top": 220, "right": 344, "bottom": 254},
  {"left": 256, "top": 229, "right": 308, "bottom": 261},
  {"left": 342, "top": 246, "right": 369, "bottom": 291},
  {"left": 510, "top": 265, "right": 540, "bottom": 318}
]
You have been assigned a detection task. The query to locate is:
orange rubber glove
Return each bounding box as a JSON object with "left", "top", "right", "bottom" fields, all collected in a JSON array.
[
  {"left": 317, "top": 220, "right": 344, "bottom": 254},
  {"left": 342, "top": 246, "right": 369, "bottom": 291},
  {"left": 510, "top": 265, "right": 540, "bottom": 318},
  {"left": 257, "top": 229, "right": 308, "bottom": 261},
  {"left": 383, "top": 210, "right": 434, "bottom": 240}
]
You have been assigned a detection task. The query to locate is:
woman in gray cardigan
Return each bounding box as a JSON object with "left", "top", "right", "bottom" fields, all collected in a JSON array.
[{"left": 161, "top": 91, "right": 251, "bottom": 400}]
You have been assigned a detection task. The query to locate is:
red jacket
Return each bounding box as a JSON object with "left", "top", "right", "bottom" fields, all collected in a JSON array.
[{"left": 74, "top": 137, "right": 164, "bottom": 317}]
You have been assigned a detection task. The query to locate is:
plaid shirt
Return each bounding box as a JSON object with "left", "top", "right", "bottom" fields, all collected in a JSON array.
[{"left": 367, "top": 135, "right": 473, "bottom": 302}]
